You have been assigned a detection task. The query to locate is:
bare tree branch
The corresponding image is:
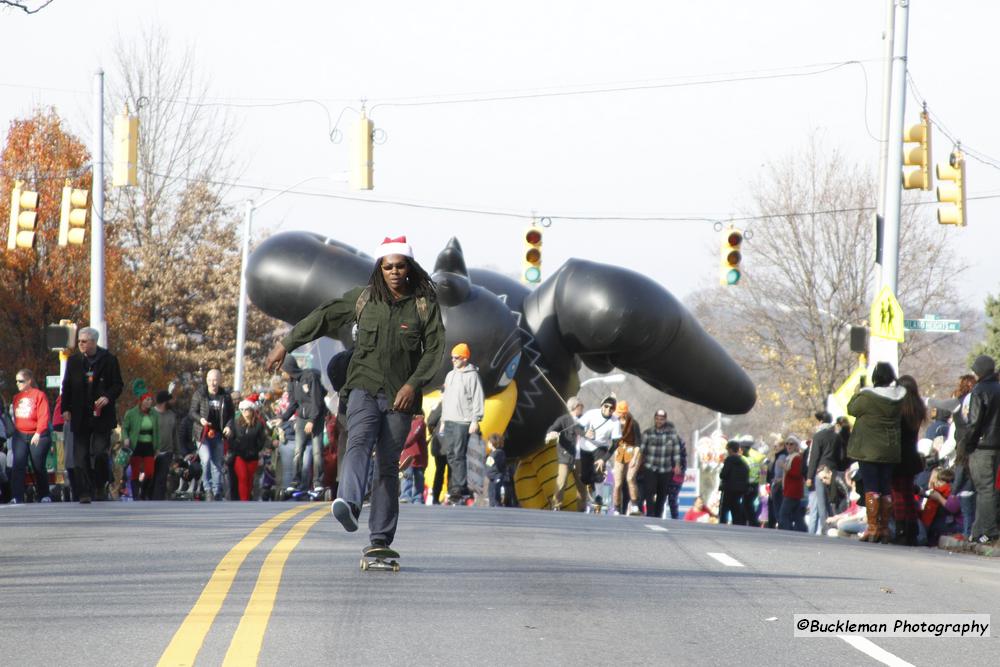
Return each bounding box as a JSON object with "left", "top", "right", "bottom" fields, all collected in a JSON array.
[{"left": 0, "top": 0, "right": 54, "bottom": 14}]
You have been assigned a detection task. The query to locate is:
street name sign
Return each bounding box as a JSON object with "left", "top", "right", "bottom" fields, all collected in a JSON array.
[{"left": 904, "top": 319, "right": 960, "bottom": 333}]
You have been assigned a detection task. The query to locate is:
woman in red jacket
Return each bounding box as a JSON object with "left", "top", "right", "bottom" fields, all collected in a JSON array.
[{"left": 11, "top": 369, "right": 52, "bottom": 503}]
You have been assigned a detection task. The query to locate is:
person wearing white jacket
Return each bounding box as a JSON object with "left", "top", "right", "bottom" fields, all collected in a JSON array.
[{"left": 440, "top": 343, "right": 484, "bottom": 503}]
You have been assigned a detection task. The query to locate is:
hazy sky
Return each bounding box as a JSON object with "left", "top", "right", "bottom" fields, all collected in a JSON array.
[{"left": 3, "top": 1, "right": 998, "bottom": 314}]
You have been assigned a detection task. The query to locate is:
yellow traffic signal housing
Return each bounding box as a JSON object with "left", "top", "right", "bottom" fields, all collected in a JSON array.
[
  {"left": 902, "top": 111, "right": 932, "bottom": 191},
  {"left": 59, "top": 180, "right": 90, "bottom": 246},
  {"left": 7, "top": 180, "right": 40, "bottom": 249},
  {"left": 719, "top": 226, "right": 743, "bottom": 286},
  {"left": 113, "top": 109, "right": 139, "bottom": 187},
  {"left": 936, "top": 150, "right": 966, "bottom": 226},
  {"left": 522, "top": 227, "right": 543, "bottom": 285},
  {"left": 350, "top": 113, "right": 374, "bottom": 190}
]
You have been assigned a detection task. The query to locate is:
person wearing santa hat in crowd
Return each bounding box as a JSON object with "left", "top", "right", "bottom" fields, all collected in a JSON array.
[
  {"left": 226, "top": 400, "right": 271, "bottom": 501},
  {"left": 266, "top": 235, "right": 445, "bottom": 558}
]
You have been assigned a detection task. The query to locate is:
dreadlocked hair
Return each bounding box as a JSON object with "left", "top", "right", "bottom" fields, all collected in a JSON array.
[{"left": 367, "top": 256, "right": 437, "bottom": 303}]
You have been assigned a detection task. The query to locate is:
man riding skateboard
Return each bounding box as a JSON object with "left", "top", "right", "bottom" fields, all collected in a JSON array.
[{"left": 266, "top": 235, "right": 445, "bottom": 557}]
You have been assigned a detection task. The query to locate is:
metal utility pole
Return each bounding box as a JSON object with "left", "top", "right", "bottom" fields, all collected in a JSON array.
[
  {"left": 91, "top": 69, "right": 107, "bottom": 346},
  {"left": 881, "top": 0, "right": 909, "bottom": 296},
  {"left": 873, "top": 0, "right": 896, "bottom": 289},
  {"left": 870, "top": 0, "right": 910, "bottom": 370},
  {"left": 233, "top": 200, "right": 254, "bottom": 392}
]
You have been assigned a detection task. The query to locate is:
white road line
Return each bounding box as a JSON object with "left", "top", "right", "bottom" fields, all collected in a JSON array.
[
  {"left": 645, "top": 524, "right": 669, "bottom": 532},
  {"left": 706, "top": 552, "right": 744, "bottom": 567},
  {"left": 839, "top": 636, "right": 914, "bottom": 667}
]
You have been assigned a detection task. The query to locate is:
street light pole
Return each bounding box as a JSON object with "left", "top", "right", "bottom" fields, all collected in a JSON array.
[
  {"left": 233, "top": 199, "right": 254, "bottom": 392},
  {"left": 232, "top": 176, "right": 332, "bottom": 392},
  {"left": 91, "top": 69, "right": 107, "bottom": 345}
]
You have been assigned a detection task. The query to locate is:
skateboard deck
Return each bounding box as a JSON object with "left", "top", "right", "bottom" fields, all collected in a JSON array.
[{"left": 360, "top": 546, "right": 400, "bottom": 572}]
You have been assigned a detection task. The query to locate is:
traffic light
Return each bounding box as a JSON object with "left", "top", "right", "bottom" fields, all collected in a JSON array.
[
  {"left": 7, "top": 180, "right": 40, "bottom": 250},
  {"left": 59, "top": 180, "right": 90, "bottom": 246},
  {"left": 113, "top": 109, "right": 139, "bottom": 187},
  {"left": 45, "top": 322, "right": 77, "bottom": 350},
  {"left": 719, "top": 226, "right": 743, "bottom": 286},
  {"left": 936, "top": 150, "right": 966, "bottom": 226},
  {"left": 522, "top": 227, "right": 543, "bottom": 285},
  {"left": 902, "top": 111, "right": 932, "bottom": 191},
  {"left": 350, "top": 112, "right": 374, "bottom": 190}
]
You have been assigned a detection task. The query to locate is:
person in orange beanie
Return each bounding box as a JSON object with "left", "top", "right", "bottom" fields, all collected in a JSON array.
[{"left": 440, "top": 342, "right": 484, "bottom": 504}]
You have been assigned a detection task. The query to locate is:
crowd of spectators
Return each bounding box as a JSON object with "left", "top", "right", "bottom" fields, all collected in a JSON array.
[
  {"left": 4, "top": 329, "right": 997, "bottom": 555},
  {"left": 693, "top": 356, "right": 999, "bottom": 549}
]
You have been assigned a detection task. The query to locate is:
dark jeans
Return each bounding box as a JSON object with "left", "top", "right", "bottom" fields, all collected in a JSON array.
[
  {"left": 341, "top": 389, "right": 411, "bottom": 546},
  {"left": 152, "top": 452, "right": 172, "bottom": 500},
  {"left": 969, "top": 448, "right": 1000, "bottom": 540},
  {"left": 743, "top": 485, "right": 760, "bottom": 526},
  {"left": 767, "top": 484, "right": 784, "bottom": 528},
  {"left": 779, "top": 495, "right": 807, "bottom": 531},
  {"left": 431, "top": 453, "right": 448, "bottom": 504},
  {"left": 74, "top": 430, "right": 111, "bottom": 500},
  {"left": 642, "top": 469, "right": 670, "bottom": 518},
  {"left": 858, "top": 461, "right": 892, "bottom": 496},
  {"left": 720, "top": 490, "right": 746, "bottom": 525},
  {"left": 442, "top": 421, "right": 471, "bottom": 496},
  {"left": 11, "top": 430, "right": 52, "bottom": 502}
]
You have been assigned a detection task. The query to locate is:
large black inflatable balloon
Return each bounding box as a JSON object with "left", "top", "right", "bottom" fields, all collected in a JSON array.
[{"left": 247, "top": 231, "right": 757, "bottom": 466}]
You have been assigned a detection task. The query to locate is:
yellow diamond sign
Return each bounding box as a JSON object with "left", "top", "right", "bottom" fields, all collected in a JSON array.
[{"left": 870, "top": 286, "right": 904, "bottom": 342}]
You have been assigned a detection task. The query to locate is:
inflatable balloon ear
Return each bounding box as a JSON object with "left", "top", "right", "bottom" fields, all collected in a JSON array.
[
  {"left": 247, "top": 231, "right": 756, "bottom": 509},
  {"left": 132, "top": 378, "right": 147, "bottom": 397}
]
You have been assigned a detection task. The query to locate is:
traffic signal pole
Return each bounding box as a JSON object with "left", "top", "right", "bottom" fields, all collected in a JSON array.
[
  {"left": 871, "top": 0, "right": 910, "bottom": 371},
  {"left": 91, "top": 69, "right": 107, "bottom": 346},
  {"left": 873, "top": 0, "right": 896, "bottom": 289}
]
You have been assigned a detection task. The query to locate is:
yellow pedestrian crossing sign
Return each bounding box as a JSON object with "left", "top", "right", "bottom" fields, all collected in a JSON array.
[{"left": 870, "top": 286, "right": 904, "bottom": 342}]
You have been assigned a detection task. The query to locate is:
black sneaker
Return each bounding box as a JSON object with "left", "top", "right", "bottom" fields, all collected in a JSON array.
[{"left": 331, "top": 498, "right": 359, "bottom": 532}]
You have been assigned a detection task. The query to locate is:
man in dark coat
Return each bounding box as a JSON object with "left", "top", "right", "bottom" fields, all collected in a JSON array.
[
  {"left": 60, "top": 327, "right": 124, "bottom": 503},
  {"left": 280, "top": 354, "right": 328, "bottom": 493},
  {"left": 959, "top": 355, "right": 1000, "bottom": 544},
  {"left": 806, "top": 411, "right": 839, "bottom": 534}
]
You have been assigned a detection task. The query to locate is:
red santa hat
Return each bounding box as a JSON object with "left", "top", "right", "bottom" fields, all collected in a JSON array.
[{"left": 375, "top": 235, "right": 413, "bottom": 259}]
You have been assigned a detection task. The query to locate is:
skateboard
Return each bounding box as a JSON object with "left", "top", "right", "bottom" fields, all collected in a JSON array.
[{"left": 360, "top": 546, "right": 400, "bottom": 572}]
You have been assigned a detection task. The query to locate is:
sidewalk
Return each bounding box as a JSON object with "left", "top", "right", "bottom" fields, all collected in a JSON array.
[{"left": 937, "top": 535, "right": 1000, "bottom": 557}]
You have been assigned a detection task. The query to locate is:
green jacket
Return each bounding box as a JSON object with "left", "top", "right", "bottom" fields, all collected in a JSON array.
[
  {"left": 122, "top": 406, "right": 160, "bottom": 455},
  {"left": 282, "top": 285, "right": 446, "bottom": 414},
  {"left": 846, "top": 386, "right": 906, "bottom": 464}
]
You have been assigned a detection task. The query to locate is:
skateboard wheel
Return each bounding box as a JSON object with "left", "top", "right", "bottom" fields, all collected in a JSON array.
[
  {"left": 360, "top": 558, "right": 368, "bottom": 571},
  {"left": 392, "top": 563, "right": 399, "bottom": 572}
]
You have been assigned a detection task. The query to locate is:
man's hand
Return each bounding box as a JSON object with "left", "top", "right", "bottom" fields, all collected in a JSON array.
[
  {"left": 673, "top": 464, "right": 682, "bottom": 475},
  {"left": 469, "top": 421, "right": 479, "bottom": 435},
  {"left": 304, "top": 421, "right": 314, "bottom": 435},
  {"left": 94, "top": 396, "right": 109, "bottom": 410},
  {"left": 62, "top": 412, "right": 71, "bottom": 423},
  {"left": 265, "top": 342, "right": 287, "bottom": 374},
  {"left": 223, "top": 427, "right": 232, "bottom": 439},
  {"left": 201, "top": 418, "right": 209, "bottom": 427},
  {"left": 805, "top": 479, "right": 813, "bottom": 489},
  {"left": 124, "top": 439, "right": 131, "bottom": 449},
  {"left": 31, "top": 433, "right": 40, "bottom": 446},
  {"left": 585, "top": 429, "right": 595, "bottom": 440},
  {"left": 393, "top": 384, "right": 416, "bottom": 412}
]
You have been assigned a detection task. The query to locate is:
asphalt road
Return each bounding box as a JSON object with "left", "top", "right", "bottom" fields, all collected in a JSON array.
[{"left": 1, "top": 500, "right": 997, "bottom": 666}]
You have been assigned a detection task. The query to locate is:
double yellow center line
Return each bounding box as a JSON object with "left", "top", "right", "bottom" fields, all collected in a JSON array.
[{"left": 157, "top": 505, "right": 329, "bottom": 667}]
